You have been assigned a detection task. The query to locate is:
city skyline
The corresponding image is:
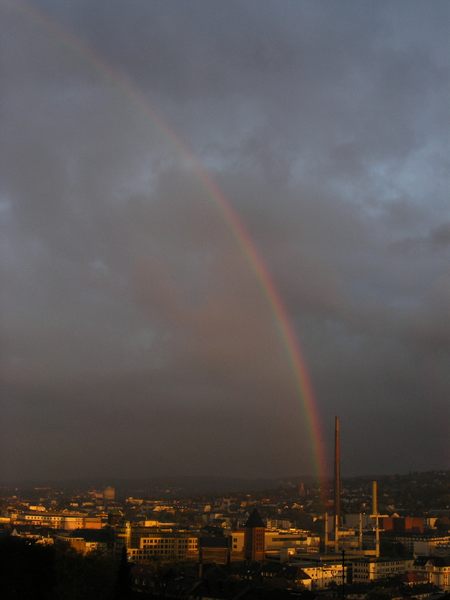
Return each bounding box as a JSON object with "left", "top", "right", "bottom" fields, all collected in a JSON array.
[{"left": 1, "top": 0, "right": 449, "bottom": 481}]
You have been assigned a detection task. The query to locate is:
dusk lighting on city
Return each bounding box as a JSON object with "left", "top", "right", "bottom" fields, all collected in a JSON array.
[{"left": 0, "top": 1, "right": 449, "bottom": 598}]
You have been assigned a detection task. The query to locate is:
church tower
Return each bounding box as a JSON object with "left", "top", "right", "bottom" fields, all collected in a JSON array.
[{"left": 244, "top": 508, "right": 265, "bottom": 562}]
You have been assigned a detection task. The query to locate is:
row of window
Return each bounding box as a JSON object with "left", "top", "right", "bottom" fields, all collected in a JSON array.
[
  {"left": 140, "top": 540, "right": 197, "bottom": 546},
  {"left": 130, "top": 550, "right": 188, "bottom": 558}
]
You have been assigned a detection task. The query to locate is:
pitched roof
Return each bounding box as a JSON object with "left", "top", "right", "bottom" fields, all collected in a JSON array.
[{"left": 244, "top": 509, "right": 265, "bottom": 529}]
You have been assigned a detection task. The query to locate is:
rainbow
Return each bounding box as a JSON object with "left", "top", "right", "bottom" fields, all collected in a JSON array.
[{"left": 3, "top": 0, "right": 327, "bottom": 486}]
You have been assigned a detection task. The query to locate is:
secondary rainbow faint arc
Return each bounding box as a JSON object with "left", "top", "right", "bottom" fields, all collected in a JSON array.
[{"left": 5, "top": 0, "right": 327, "bottom": 485}]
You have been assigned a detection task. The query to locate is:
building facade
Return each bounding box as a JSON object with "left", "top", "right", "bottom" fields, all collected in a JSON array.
[
  {"left": 126, "top": 532, "right": 198, "bottom": 563},
  {"left": 244, "top": 509, "right": 265, "bottom": 562},
  {"left": 352, "top": 557, "right": 414, "bottom": 583}
]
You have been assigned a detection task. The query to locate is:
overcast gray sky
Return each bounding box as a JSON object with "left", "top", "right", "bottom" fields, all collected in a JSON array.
[{"left": 1, "top": 0, "right": 449, "bottom": 481}]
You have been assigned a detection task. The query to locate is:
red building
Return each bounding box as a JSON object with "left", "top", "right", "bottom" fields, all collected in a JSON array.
[{"left": 382, "top": 517, "right": 425, "bottom": 533}]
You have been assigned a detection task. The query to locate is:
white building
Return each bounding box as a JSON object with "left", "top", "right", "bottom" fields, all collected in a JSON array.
[
  {"left": 352, "top": 557, "right": 413, "bottom": 583},
  {"left": 414, "top": 557, "right": 450, "bottom": 591},
  {"left": 292, "top": 556, "right": 348, "bottom": 589},
  {"left": 20, "top": 512, "right": 102, "bottom": 530}
]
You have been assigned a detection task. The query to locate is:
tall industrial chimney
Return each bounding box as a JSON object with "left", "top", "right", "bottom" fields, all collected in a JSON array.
[
  {"left": 324, "top": 512, "right": 329, "bottom": 551},
  {"left": 359, "top": 512, "right": 363, "bottom": 550},
  {"left": 372, "top": 480, "right": 378, "bottom": 516},
  {"left": 334, "top": 416, "right": 341, "bottom": 548},
  {"left": 372, "top": 480, "right": 380, "bottom": 558}
]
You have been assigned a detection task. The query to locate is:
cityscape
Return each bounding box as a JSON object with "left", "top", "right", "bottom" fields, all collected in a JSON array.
[
  {"left": 1, "top": 426, "right": 449, "bottom": 598},
  {"left": 1, "top": 0, "right": 449, "bottom": 598}
]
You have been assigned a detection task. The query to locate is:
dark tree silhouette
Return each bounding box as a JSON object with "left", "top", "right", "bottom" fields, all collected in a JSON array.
[
  {"left": 0, "top": 537, "right": 55, "bottom": 600},
  {"left": 113, "top": 546, "right": 132, "bottom": 600}
]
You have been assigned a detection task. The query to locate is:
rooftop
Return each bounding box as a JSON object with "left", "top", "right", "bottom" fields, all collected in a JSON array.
[{"left": 245, "top": 509, "right": 265, "bottom": 529}]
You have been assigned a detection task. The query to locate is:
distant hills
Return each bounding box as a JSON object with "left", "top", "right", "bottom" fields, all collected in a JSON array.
[{"left": 1, "top": 470, "right": 448, "bottom": 498}]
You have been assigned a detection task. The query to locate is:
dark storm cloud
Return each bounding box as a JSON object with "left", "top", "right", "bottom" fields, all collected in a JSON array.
[{"left": 0, "top": 0, "right": 449, "bottom": 480}]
